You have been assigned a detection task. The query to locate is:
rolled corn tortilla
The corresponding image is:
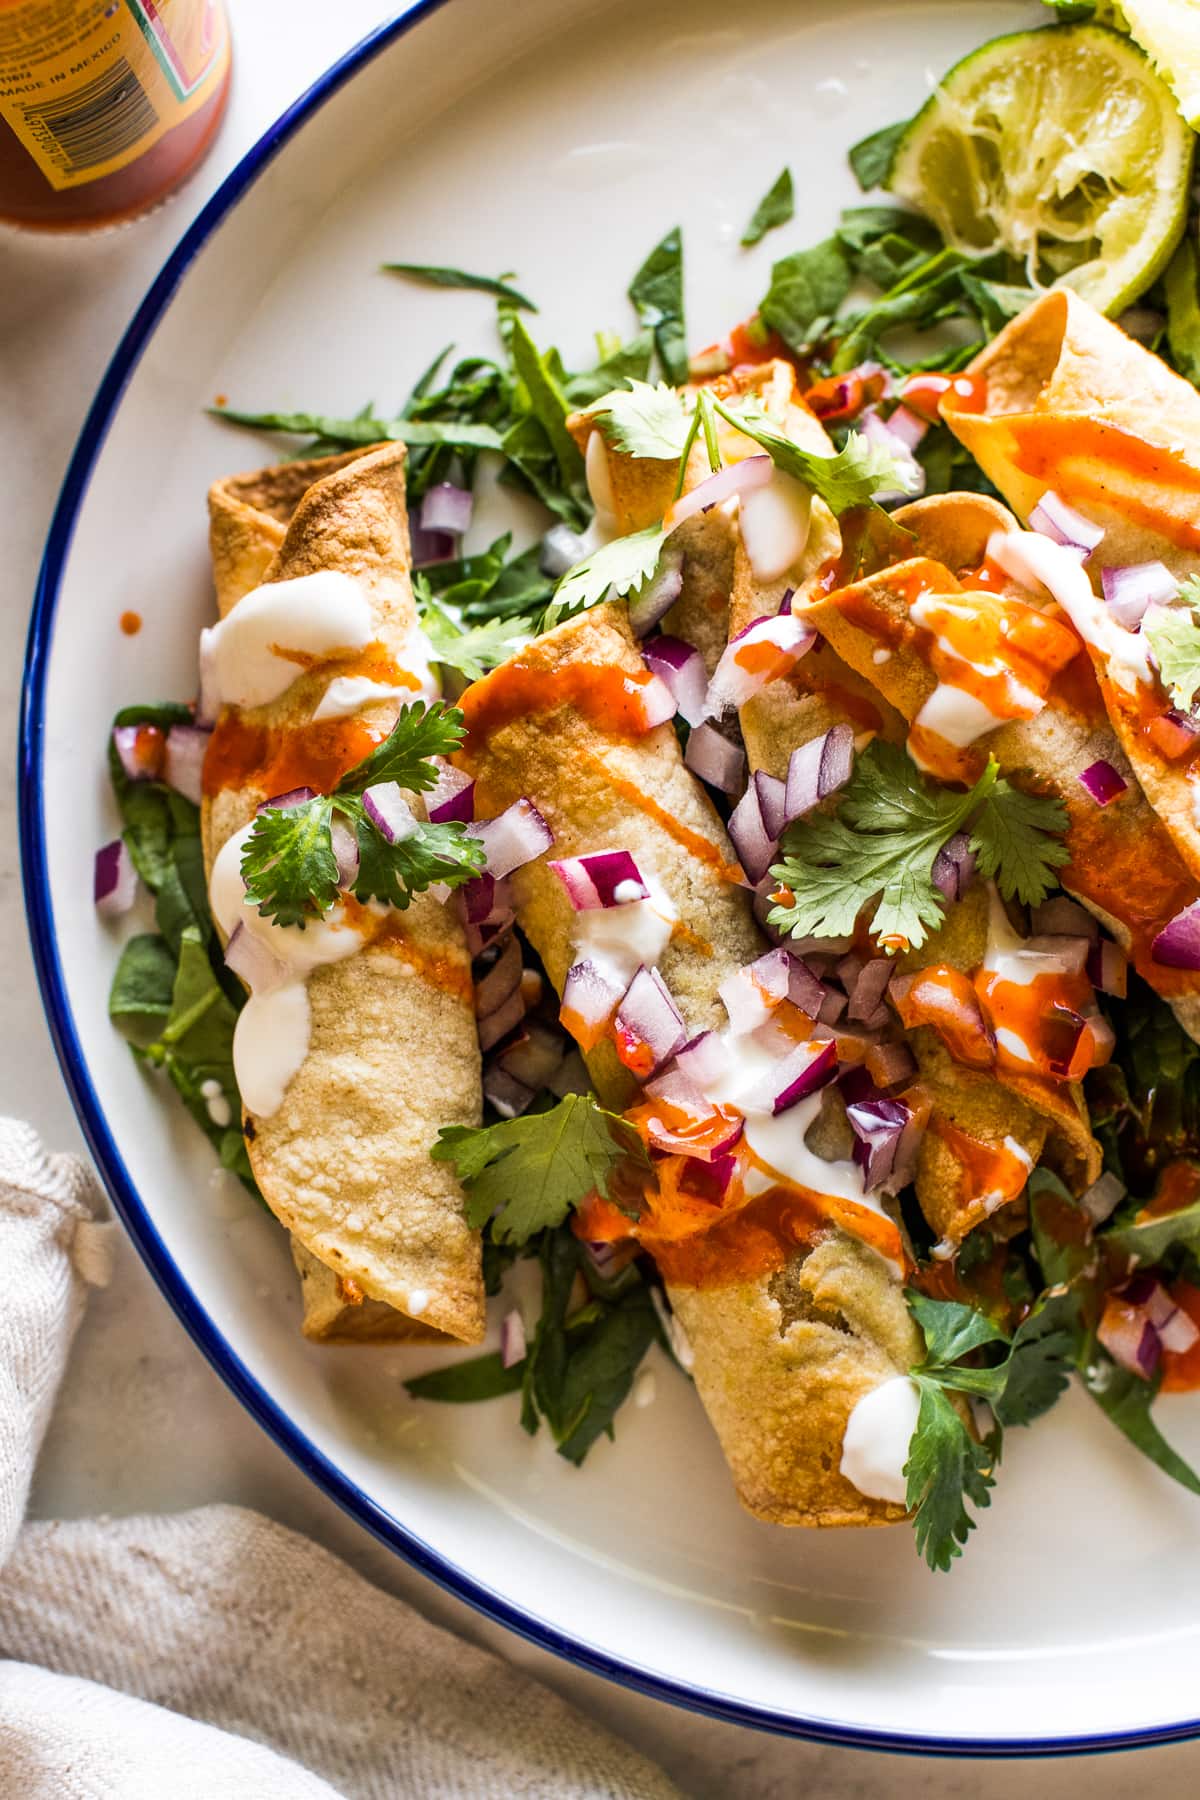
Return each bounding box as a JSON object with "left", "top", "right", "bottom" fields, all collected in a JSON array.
[
  {"left": 204, "top": 444, "right": 485, "bottom": 1344},
  {"left": 731, "top": 530, "right": 1080, "bottom": 1249},
  {"left": 943, "top": 291, "right": 1200, "bottom": 888},
  {"left": 798, "top": 491, "right": 1200, "bottom": 1040},
  {"left": 460, "top": 601, "right": 921, "bottom": 1526}
]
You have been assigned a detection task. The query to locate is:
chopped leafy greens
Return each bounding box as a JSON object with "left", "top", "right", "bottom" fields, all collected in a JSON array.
[
  {"left": 769, "top": 743, "right": 1068, "bottom": 951},
  {"left": 1144, "top": 586, "right": 1200, "bottom": 713},
  {"left": 1165, "top": 241, "right": 1200, "bottom": 385},
  {"left": 628, "top": 227, "right": 688, "bottom": 385},
  {"left": 239, "top": 702, "right": 485, "bottom": 928},
  {"left": 741, "top": 167, "right": 794, "bottom": 248},
  {"left": 418, "top": 598, "right": 535, "bottom": 681},
  {"left": 848, "top": 118, "right": 910, "bottom": 191},
  {"left": 382, "top": 262, "right": 537, "bottom": 310},
  {"left": 431, "top": 1093, "right": 648, "bottom": 1244},
  {"left": 759, "top": 237, "right": 853, "bottom": 352}
]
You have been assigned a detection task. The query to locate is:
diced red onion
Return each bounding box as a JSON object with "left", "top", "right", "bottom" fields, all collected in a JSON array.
[
  {"left": 1161, "top": 1308, "right": 1200, "bottom": 1354},
  {"left": 847, "top": 1095, "right": 912, "bottom": 1190},
  {"left": 1080, "top": 1170, "right": 1126, "bottom": 1225},
  {"left": 224, "top": 921, "right": 287, "bottom": 992},
  {"left": 461, "top": 872, "right": 511, "bottom": 926},
  {"left": 1100, "top": 561, "right": 1178, "bottom": 627},
  {"left": 643, "top": 1105, "right": 744, "bottom": 1163},
  {"left": 784, "top": 724, "right": 854, "bottom": 823},
  {"left": 614, "top": 966, "right": 687, "bottom": 1077},
  {"left": 858, "top": 410, "right": 925, "bottom": 503},
  {"left": 427, "top": 761, "right": 476, "bottom": 824},
  {"left": 1032, "top": 897, "right": 1099, "bottom": 941},
  {"left": 643, "top": 1066, "right": 710, "bottom": 1113},
  {"left": 885, "top": 404, "right": 929, "bottom": 452},
  {"left": 540, "top": 524, "right": 589, "bottom": 578},
  {"left": 475, "top": 934, "right": 523, "bottom": 1019},
  {"left": 629, "top": 547, "right": 685, "bottom": 638},
  {"left": 931, "top": 830, "right": 976, "bottom": 902},
  {"left": 548, "top": 1049, "right": 592, "bottom": 1098},
  {"left": 500, "top": 1307, "right": 528, "bottom": 1367},
  {"left": 1022, "top": 934, "right": 1091, "bottom": 975},
  {"left": 847, "top": 958, "right": 892, "bottom": 1023},
  {"left": 760, "top": 1039, "right": 839, "bottom": 1115},
  {"left": 642, "top": 635, "right": 707, "bottom": 726},
  {"left": 363, "top": 782, "right": 418, "bottom": 844},
  {"left": 1029, "top": 490, "right": 1104, "bottom": 558},
  {"left": 1153, "top": 901, "right": 1200, "bottom": 969},
  {"left": 738, "top": 471, "right": 813, "bottom": 583},
  {"left": 497, "top": 1022, "right": 565, "bottom": 1091},
  {"left": 667, "top": 454, "right": 773, "bottom": 528},
  {"left": 1078, "top": 759, "right": 1128, "bottom": 807},
  {"left": 472, "top": 799, "right": 553, "bottom": 878},
  {"left": 674, "top": 1032, "right": 726, "bottom": 1090},
  {"left": 550, "top": 850, "right": 648, "bottom": 911},
  {"left": 726, "top": 783, "right": 778, "bottom": 883},
  {"left": 464, "top": 918, "right": 512, "bottom": 957},
  {"left": 420, "top": 482, "right": 473, "bottom": 537},
  {"left": 787, "top": 955, "right": 827, "bottom": 1018},
  {"left": 635, "top": 674, "right": 678, "bottom": 730},
  {"left": 719, "top": 949, "right": 792, "bottom": 1034},
  {"left": 485, "top": 1067, "right": 536, "bottom": 1120},
  {"left": 1086, "top": 939, "right": 1128, "bottom": 998},
  {"left": 477, "top": 986, "right": 526, "bottom": 1053},
  {"left": 330, "top": 818, "right": 359, "bottom": 888},
  {"left": 408, "top": 509, "right": 456, "bottom": 568},
  {"left": 685, "top": 722, "right": 746, "bottom": 794},
  {"left": 257, "top": 786, "right": 317, "bottom": 813},
  {"left": 112, "top": 722, "right": 165, "bottom": 783},
  {"left": 93, "top": 839, "right": 138, "bottom": 916},
  {"left": 837, "top": 951, "right": 864, "bottom": 990},
  {"left": 817, "top": 989, "right": 847, "bottom": 1025},
  {"left": 561, "top": 958, "right": 626, "bottom": 1048},
  {"left": 1099, "top": 1292, "right": 1162, "bottom": 1378},
  {"left": 754, "top": 772, "right": 789, "bottom": 842},
  {"left": 704, "top": 612, "right": 815, "bottom": 717},
  {"left": 865, "top": 1039, "right": 917, "bottom": 1091}
]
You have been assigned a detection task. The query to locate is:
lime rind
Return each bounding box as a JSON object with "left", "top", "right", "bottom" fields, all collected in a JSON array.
[{"left": 886, "top": 22, "right": 1193, "bottom": 315}]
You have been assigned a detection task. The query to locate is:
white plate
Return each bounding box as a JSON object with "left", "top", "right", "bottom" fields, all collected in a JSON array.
[{"left": 22, "top": 0, "right": 1200, "bottom": 1753}]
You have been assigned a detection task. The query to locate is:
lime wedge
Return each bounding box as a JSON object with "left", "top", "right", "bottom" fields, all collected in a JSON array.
[
  {"left": 887, "top": 23, "right": 1193, "bottom": 315},
  {"left": 1121, "top": 0, "right": 1200, "bottom": 128}
]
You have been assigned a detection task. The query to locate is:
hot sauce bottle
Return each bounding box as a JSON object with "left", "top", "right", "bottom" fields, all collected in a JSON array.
[{"left": 0, "top": 0, "right": 231, "bottom": 230}]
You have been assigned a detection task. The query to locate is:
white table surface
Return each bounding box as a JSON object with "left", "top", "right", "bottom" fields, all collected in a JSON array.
[{"left": 5, "top": 4, "right": 1200, "bottom": 1793}]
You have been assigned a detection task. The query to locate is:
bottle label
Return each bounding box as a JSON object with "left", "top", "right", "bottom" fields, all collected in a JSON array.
[{"left": 0, "top": 0, "right": 230, "bottom": 192}]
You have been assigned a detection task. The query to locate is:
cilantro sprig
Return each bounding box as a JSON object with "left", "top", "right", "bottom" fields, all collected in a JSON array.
[
  {"left": 768, "top": 742, "right": 1068, "bottom": 952},
  {"left": 416, "top": 588, "right": 536, "bottom": 682},
  {"left": 432, "top": 1092, "right": 649, "bottom": 1244},
  {"left": 1144, "top": 580, "right": 1200, "bottom": 715},
  {"left": 587, "top": 379, "right": 691, "bottom": 461},
  {"left": 905, "top": 1290, "right": 1076, "bottom": 1570},
  {"left": 708, "top": 396, "right": 918, "bottom": 511},
  {"left": 239, "top": 701, "right": 485, "bottom": 928}
]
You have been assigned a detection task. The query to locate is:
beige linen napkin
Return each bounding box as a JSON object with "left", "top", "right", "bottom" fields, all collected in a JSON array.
[{"left": 0, "top": 1118, "right": 678, "bottom": 1799}]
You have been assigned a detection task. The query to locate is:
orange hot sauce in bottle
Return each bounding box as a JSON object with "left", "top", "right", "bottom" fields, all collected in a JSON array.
[{"left": 0, "top": 0, "right": 231, "bottom": 231}]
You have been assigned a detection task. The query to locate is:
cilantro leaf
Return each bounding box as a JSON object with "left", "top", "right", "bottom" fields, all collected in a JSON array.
[
  {"left": 848, "top": 118, "right": 910, "bottom": 191},
  {"left": 906, "top": 1376, "right": 996, "bottom": 1572},
  {"left": 431, "top": 1093, "right": 648, "bottom": 1244},
  {"left": 759, "top": 237, "right": 853, "bottom": 351},
  {"left": 240, "top": 796, "right": 338, "bottom": 929},
  {"left": 382, "top": 262, "right": 537, "bottom": 310},
  {"left": 1144, "top": 589, "right": 1200, "bottom": 714},
  {"left": 770, "top": 744, "right": 1068, "bottom": 951},
  {"left": 629, "top": 227, "right": 688, "bottom": 385},
  {"left": 906, "top": 1293, "right": 1008, "bottom": 1365},
  {"left": 548, "top": 524, "right": 670, "bottom": 625},
  {"left": 348, "top": 806, "right": 483, "bottom": 911},
  {"left": 708, "top": 397, "right": 917, "bottom": 513},
  {"left": 970, "top": 778, "right": 1069, "bottom": 905},
  {"left": 419, "top": 600, "right": 535, "bottom": 681},
  {"left": 587, "top": 380, "right": 691, "bottom": 461},
  {"left": 741, "top": 167, "right": 794, "bottom": 248},
  {"left": 996, "top": 1293, "right": 1077, "bottom": 1428},
  {"left": 335, "top": 700, "right": 466, "bottom": 796}
]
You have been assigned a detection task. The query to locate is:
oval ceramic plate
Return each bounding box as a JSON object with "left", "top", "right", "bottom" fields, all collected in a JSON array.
[{"left": 22, "top": 0, "right": 1200, "bottom": 1755}]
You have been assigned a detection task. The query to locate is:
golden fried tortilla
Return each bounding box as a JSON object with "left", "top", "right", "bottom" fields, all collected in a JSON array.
[
  {"left": 204, "top": 444, "right": 485, "bottom": 1344},
  {"left": 460, "top": 601, "right": 918, "bottom": 1527}
]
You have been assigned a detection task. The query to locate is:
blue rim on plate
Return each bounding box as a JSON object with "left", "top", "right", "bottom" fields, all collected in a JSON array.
[{"left": 17, "top": 2, "right": 1200, "bottom": 1760}]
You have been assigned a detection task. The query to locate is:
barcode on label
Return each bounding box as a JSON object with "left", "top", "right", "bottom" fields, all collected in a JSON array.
[{"left": 20, "top": 57, "right": 156, "bottom": 175}]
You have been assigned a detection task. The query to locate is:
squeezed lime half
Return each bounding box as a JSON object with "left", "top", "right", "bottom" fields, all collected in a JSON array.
[{"left": 887, "top": 23, "right": 1193, "bottom": 315}]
